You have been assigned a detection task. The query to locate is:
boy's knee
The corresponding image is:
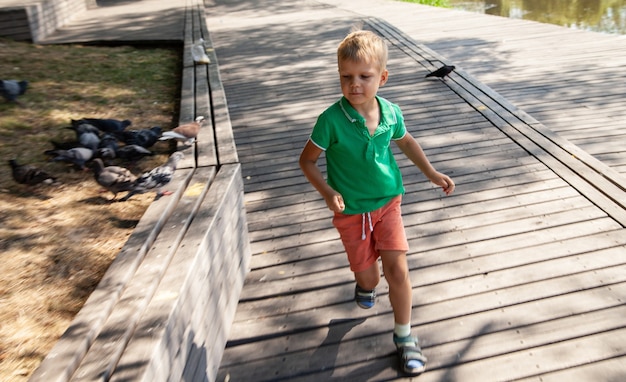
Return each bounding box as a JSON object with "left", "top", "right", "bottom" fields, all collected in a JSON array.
[
  {"left": 355, "top": 263, "right": 381, "bottom": 290},
  {"left": 381, "top": 257, "right": 409, "bottom": 287},
  {"left": 385, "top": 265, "right": 409, "bottom": 286},
  {"left": 356, "top": 273, "right": 380, "bottom": 290}
]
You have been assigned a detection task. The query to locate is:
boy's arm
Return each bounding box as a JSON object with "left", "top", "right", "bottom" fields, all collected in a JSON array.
[
  {"left": 299, "top": 140, "right": 345, "bottom": 212},
  {"left": 395, "top": 133, "right": 455, "bottom": 195}
]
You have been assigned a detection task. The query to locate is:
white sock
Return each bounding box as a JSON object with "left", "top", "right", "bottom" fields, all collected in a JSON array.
[{"left": 394, "top": 323, "right": 411, "bottom": 338}]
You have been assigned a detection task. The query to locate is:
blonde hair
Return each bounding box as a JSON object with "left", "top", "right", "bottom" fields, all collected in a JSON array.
[{"left": 337, "top": 29, "right": 388, "bottom": 71}]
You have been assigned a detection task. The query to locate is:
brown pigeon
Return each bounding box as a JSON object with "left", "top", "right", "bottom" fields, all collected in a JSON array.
[
  {"left": 89, "top": 158, "right": 137, "bottom": 200},
  {"left": 159, "top": 116, "right": 204, "bottom": 145}
]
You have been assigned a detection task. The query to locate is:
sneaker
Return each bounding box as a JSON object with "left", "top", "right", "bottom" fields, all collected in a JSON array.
[
  {"left": 393, "top": 334, "right": 427, "bottom": 376},
  {"left": 354, "top": 284, "right": 376, "bottom": 309}
]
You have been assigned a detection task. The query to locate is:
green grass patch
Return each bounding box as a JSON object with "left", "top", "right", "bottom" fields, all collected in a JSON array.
[
  {"left": 0, "top": 39, "right": 180, "bottom": 176},
  {"left": 398, "top": 0, "right": 450, "bottom": 7}
]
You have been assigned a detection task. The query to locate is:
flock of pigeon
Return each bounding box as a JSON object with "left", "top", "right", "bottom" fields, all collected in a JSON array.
[{"left": 5, "top": 80, "right": 206, "bottom": 202}]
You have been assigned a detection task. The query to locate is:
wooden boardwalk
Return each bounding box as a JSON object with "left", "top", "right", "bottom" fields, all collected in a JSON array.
[{"left": 205, "top": 1, "right": 626, "bottom": 381}]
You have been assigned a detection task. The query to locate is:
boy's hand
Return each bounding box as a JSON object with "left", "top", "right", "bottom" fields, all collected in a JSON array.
[
  {"left": 431, "top": 172, "right": 455, "bottom": 196},
  {"left": 325, "top": 192, "right": 345, "bottom": 212}
]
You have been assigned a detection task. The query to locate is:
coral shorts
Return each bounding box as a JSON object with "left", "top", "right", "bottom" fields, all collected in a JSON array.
[{"left": 332, "top": 195, "right": 409, "bottom": 273}]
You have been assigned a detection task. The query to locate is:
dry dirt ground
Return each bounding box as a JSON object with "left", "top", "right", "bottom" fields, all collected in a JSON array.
[{"left": 0, "top": 38, "right": 180, "bottom": 381}]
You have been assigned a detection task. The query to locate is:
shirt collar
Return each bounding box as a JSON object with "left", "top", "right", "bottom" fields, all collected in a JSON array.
[{"left": 338, "top": 96, "right": 397, "bottom": 127}]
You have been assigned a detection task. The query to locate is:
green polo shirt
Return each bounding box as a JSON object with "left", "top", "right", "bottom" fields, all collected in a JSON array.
[{"left": 310, "top": 96, "right": 406, "bottom": 214}]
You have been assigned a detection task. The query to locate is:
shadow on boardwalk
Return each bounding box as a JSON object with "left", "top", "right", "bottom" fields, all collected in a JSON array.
[{"left": 206, "top": 0, "right": 626, "bottom": 381}]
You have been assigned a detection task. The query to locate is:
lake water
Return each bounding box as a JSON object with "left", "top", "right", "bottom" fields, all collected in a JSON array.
[{"left": 447, "top": 0, "right": 626, "bottom": 35}]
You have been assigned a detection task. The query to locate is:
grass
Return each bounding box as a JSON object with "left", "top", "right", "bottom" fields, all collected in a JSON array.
[
  {"left": 0, "top": 38, "right": 180, "bottom": 381},
  {"left": 399, "top": 0, "right": 450, "bottom": 7}
]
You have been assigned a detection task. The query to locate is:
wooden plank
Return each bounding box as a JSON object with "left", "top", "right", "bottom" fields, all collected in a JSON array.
[
  {"left": 237, "top": 226, "right": 626, "bottom": 321},
  {"left": 69, "top": 168, "right": 205, "bottom": 381},
  {"left": 29, "top": 169, "right": 194, "bottom": 382},
  {"left": 219, "top": 275, "right": 626, "bottom": 381},
  {"left": 177, "top": 65, "right": 197, "bottom": 170},
  {"left": 416, "top": 319, "right": 626, "bottom": 382},
  {"left": 181, "top": 0, "right": 194, "bottom": 69},
  {"left": 108, "top": 166, "right": 216, "bottom": 382},
  {"left": 228, "top": 262, "right": 626, "bottom": 355},
  {"left": 515, "top": 355, "right": 626, "bottom": 382},
  {"left": 241, "top": 215, "right": 620, "bottom": 310},
  {"left": 194, "top": 62, "right": 218, "bottom": 167},
  {"left": 110, "top": 165, "right": 246, "bottom": 381}
]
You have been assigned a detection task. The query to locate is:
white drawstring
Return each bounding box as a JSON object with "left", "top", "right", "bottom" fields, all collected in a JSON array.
[{"left": 361, "top": 212, "right": 374, "bottom": 240}]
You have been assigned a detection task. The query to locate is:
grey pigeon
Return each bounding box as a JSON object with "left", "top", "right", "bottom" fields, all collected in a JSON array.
[
  {"left": 45, "top": 147, "right": 94, "bottom": 169},
  {"left": 159, "top": 117, "right": 204, "bottom": 145},
  {"left": 73, "top": 118, "right": 131, "bottom": 134},
  {"left": 1, "top": 80, "right": 28, "bottom": 103},
  {"left": 67, "top": 123, "right": 100, "bottom": 150},
  {"left": 89, "top": 158, "right": 137, "bottom": 200},
  {"left": 9, "top": 159, "right": 56, "bottom": 185},
  {"left": 68, "top": 121, "right": 100, "bottom": 136},
  {"left": 97, "top": 134, "right": 119, "bottom": 160},
  {"left": 114, "top": 126, "right": 162, "bottom": 148},
  {"left": 116, "top": 144, "right": 153, "bottom": 161},
  {"left": 425, "top": 65, "right": 456, "bottom": 80},
  {"left": 120, "top": 152, "right": 184, "bottom": 201}
]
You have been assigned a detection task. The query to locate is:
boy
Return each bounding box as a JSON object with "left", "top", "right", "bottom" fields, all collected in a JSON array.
[{"left": 298, "top": 29, "right": 455, "bottom": 376}]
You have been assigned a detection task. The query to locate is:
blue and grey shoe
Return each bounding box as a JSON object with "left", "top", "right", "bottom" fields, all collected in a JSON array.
[
  {"left": 394, "top": 334, "right": 427, "bottom": 376},
  {"left": 355, "top": 284, "right": 376, "bottom": 309}
]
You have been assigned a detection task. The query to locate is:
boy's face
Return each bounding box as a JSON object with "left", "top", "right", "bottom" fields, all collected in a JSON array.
[{"left": 338, "top": 59, "right": 388, "bottom": 109}]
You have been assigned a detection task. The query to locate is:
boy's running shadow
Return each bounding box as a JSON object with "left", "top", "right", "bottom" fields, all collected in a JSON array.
[{"left": 309, "top": 317, "right": 373, "bottom": 381}]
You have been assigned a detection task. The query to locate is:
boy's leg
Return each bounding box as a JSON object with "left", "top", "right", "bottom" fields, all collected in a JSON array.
[
  {"left": 379, "top": 250, "right": 411, "bottom": 324},
  {"left": 381, "top": 250, "right": 426, "bottom": 375}
]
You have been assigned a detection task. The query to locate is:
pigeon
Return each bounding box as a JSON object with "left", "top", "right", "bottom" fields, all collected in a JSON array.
[
  {"left": 97, "top": 134, "right": 119, "bottom": 160},
  {"left": 67, "top": 123, "right": 100, "bottom": 150},
  {"left": 159, "top": 116, "right": 204, "bottom": 145},
  {"left": 1, "top": 80, "right": 28, "bottom": 103},
  {"left": 425, "top": 65, "right": 456, "bottom": 80},
  {"left": 45, "top": 147, "right": 94, "bottom": 169},
  {"left": 73, "top": 118, "right": 131, "bottom": 134},
  {"left": 114, "top": 126, "right": 162, "bottom": 148},
  {"left": 120, "top": 152, "right": 184, "bottom": 201},
  {"left": 68, "top": 121, "right": 101, "bottom": 135},
  {"left": 89, "top": 158, "right": 137, "bottom": 200},
  {"left": 115, "top": 145, "right": 153, "bottom": 161},
  {"left": 9, "top": 159, "right": 56, "bottom": 185}
]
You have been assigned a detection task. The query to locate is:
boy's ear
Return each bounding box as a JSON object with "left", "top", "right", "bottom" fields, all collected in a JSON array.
[{"left": 380, "top": 69, "right": 389, "bottom": 86}]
